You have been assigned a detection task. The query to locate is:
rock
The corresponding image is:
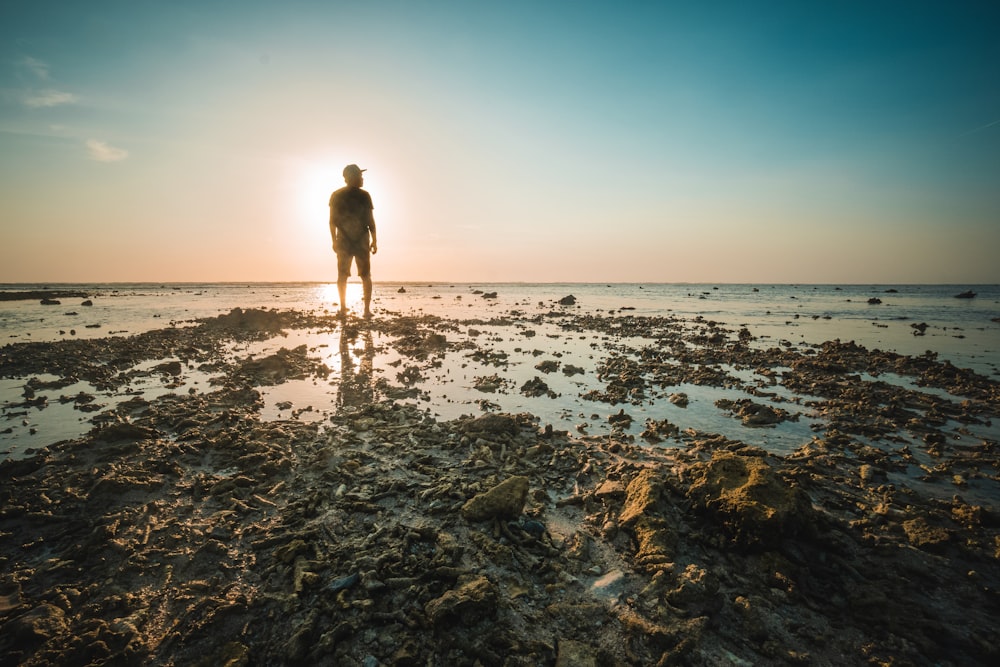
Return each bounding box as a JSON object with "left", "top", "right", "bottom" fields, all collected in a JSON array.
[
  {"left": 556, "top": 639, "right": 598, "bottom": 667},
  {"left": 535, "top": 359, "right": 560, "bottom": 373},
  {"left": 9, "top": 604, "right": 68, "bottom": 643},
  {"left": 903, "top": 517, "right": 950, "bottom": 551},
  {"left": 641, "top": 418, "right": 679, "bottom": 443},
  {"left": 461, "top": 476, "right": 530, "bottom": 521},
  {"left": 608, "top": 409, "right": 633, "bottom": 427},
  {"left": 397, "top": 286, "right": 406, "bottom": 293},
  {"left": 669, "top": 393, "right": 689, "bottom": 408},
  {"left": 686, "top": 453, "right": 813, "bottom": 546},
  {"left": 327, "top": 572, "right": 360, "bottom": 593},
  {"left": 595, "top": 479, "right": 626, "bottom": 500},
  {"left": 617, "top": 472, "right": 679, "bottom": 569},
  {"left": 81, "top": 299, "right": 93, "bottom": 306},
  {"left": 558, "top": 295, "right": 577, "bottom": 306},
  {"left": 590, "top": 569, "right": 626, "bottom": 598},
  {"left": 462, "top": 413, "right": 518, "bottom": 436},
  {"left": 94, "top": 422, "right": 159, "bottom": 443},
  {"left": 619, "top": 469, "right": 665, "bottom": 527},
  {"left": 633, "top": 516, "right": 677, "bottom": 569},
  {"left": 424, "top": 576, "right": 497, "bottom": 625},
  {"left": 423, "top": 332, "right": 447, "bottom": 348},
  {"left": 154, "top": 360, "right": 184, "bottom": 376},
  {"left": 715, "top": 398, "right": 790, "bottom": 426},
  {"left": 521, "top": 376, "right": 554, "bottom": 398},
  {"left": 664, "top": 564, "right": 722, "bottom": 615},
  {"left": 858, "top": 464, "right": 887, "bottom": 485},
  {"left": 40, "top": 298, "right": 61, "bottom": 305}
]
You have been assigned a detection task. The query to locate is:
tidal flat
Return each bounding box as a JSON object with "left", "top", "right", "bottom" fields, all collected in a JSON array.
[{"left": 1, "top": 303, "right": 998, "bottom": 666}]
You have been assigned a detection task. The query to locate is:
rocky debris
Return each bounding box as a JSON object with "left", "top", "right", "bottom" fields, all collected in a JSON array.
[
  {"left": 640, "top": 418, "right": 679, "bottom": 443},
  {"left": 521, "top": 376, "right": 557, "bottom": 398},
  {"left": 234, "top": 345, "right": 330, "bottom": 385},
  {"left": 0, "top": 308, "right": 998, "bottom": 666},
  {"left": 472, "top": 373, "right": 509, "bottom": 393},
  {"left": 607, "top": 409, "right": 633, "bottom": 428},
  {"left": 202, "top": 307, "right": 309, "bottom": 335}
]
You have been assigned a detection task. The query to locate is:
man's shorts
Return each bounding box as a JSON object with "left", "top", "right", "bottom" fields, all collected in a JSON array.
[{"left": 337, "top": 247, "right": 371, "bottom": 279}]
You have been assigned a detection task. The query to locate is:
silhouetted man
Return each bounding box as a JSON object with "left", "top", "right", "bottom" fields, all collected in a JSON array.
[{"left": 329, "top": 164, "right": 378, "bottom": 317}]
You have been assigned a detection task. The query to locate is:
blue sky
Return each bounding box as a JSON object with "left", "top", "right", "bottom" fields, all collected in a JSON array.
[{"left": 1, "top": 0, "right": 998, "bottom": 283}]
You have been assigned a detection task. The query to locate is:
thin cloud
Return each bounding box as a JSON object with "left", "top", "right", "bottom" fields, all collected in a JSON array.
[
  {"left": 20, "top": 56, "right": 50, "bottom": 80},
  {"left": 23, "top": 89, "right": 77, "bottom": 108},
  {"left": 86, "top": 139, "right": 128, "bottom": 162},
  {"left": 958, "top": 118, "right": 1000, "bottom": 138}
]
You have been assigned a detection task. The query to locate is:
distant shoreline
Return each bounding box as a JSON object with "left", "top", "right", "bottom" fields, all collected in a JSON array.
[
  {"left": 0, "top": 281, "right": 997, "bottom": 289},
  {"left": 0, "top": 290, "right": 90, "bottom": 302}
]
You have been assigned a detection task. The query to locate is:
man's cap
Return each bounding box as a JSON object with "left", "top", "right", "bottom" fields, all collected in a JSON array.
[{"left": 343, "top": 164, "right": 366, "bottom": 178}]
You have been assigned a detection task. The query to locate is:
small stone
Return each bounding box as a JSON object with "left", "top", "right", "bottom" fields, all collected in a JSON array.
[
  {"left": 595, "top": 479, "right": 626, "bottom": 500},
  {"left": 669, "top": 393, "right": 689, "bottom": 408},
  {"left": 462, "top": 476, "right": 530, "bottom": 521},
  {"left": 424, "top": 576, "right": 497, "bottom": 625}
]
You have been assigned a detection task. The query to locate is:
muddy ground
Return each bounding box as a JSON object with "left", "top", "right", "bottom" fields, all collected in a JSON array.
[{"left": 1, "top": 307, "right": 998, "bottom": 666}]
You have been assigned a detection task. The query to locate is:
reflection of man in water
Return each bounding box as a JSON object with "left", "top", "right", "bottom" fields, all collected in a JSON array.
[
  {"left": 338, "top": 326, "right": 375, "bottom": 407},
  {"left": 329, "top": 163, "right": 378, "bottom": 317}
]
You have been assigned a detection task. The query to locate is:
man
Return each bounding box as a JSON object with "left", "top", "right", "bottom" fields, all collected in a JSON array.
[{"left": 329, "top": 163, "right": 378, "bottom": 317}]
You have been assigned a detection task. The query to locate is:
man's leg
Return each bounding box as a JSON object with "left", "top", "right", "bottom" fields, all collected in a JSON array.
[
  {"left": 337, "top": 277, "right": 348, "bottom": 316},
  {"left": 362, "top": 276, "right": 373, "bottom": 317},
  {"left": 357, "top": 252, "right": 373, "bottom": 317},
  {"left": 336, "top": 251, "right": 351, "bottom": 315}
]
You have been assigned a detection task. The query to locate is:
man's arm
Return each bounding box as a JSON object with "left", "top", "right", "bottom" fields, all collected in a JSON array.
[
  {"left": 368, "top": 210, "right": 378, "bottom": 254},
  {"left": 329, "top": 203, "right": 338, "bottom": 250}
]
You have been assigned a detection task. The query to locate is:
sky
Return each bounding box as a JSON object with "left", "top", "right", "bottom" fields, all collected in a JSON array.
[{"left": 1, "top": 0, "right": 998, "bottom": 284}]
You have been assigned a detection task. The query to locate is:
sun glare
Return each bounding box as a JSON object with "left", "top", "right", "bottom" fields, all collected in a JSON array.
[
  {"left": 315, "top": 281, "right": 365, "bottom": 312},
  {"left": 294, "top": 162, "right": 340, "bottom": 229},
  {"left": 292, "top": 157, "right": 395, "bottom": 227}
]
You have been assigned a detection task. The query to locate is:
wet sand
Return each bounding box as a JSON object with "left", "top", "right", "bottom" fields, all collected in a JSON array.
[{"left": 1, "top": 306, "right": 998, "bottom": 666}]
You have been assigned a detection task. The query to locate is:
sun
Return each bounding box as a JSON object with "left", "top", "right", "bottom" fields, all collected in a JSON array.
[{"left": 293, "top": 161, "right": 341, "bottom": 229}]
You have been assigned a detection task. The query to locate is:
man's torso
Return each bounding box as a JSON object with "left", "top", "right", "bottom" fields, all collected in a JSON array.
[{"left": 330, "top": 187, "right": 373, "bottom": 250}]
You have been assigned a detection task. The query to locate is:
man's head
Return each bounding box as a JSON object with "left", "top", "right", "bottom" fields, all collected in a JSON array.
[{"left": 343, "top": 163, "right": 366, "bottom": 187}]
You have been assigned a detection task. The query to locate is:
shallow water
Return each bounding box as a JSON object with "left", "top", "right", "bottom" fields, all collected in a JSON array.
[{"left": 3, "top": 283, "right": 999, "bottom": 481}]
